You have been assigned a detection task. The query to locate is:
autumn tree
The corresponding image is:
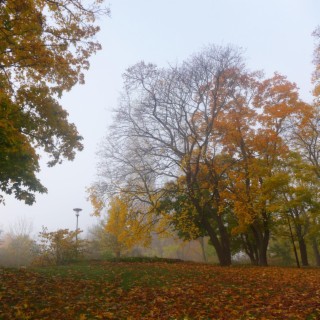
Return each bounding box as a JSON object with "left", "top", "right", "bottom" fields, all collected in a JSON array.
[
  {"left": 218, "top": 73, "right": 308, "bottom": 265},
  {"left": 93, "top": 46, "right": 253, "bottom": 266},
  {"left": 36, "top": 227, "right": 85, "bottom": 265},
  {"left": 157, "top": 157, "right": 240, "bottom": 264},
  {"left": 0, "top": 0, "right": 108, "bottom": 204},
  {"left": 105, "top": 196, "right": 130, "bottom": 259},
  {"left": 89, "top": 187, "right": 157, "bottom": 258},
  {"left": 287, "top": 113, "right": 320, "bottom": 265},
  {"left": 288, "top": 59, "right": 320, "bottom": 265}
]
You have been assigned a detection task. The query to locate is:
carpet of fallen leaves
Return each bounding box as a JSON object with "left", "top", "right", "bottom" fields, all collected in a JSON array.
[{"left": 0, "top": 261, "right": 320, "bottom": 319}]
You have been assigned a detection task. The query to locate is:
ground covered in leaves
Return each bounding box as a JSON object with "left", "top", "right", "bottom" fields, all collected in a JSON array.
[{"left": 0, "top": 260, "right": 319, "bottom": 319}]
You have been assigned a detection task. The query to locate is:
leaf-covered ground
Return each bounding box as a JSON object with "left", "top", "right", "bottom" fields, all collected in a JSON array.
[{"left": 0, "top": 261, "right": 319, "bottom": 319}]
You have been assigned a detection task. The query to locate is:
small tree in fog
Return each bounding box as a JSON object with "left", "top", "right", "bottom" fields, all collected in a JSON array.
[
  {"left": 87, "top": 221, "right": 114, "bottom": 260},
  {"left": 36, "top": 227, "right": 87, "bottom": 265},
  {"left": 0, "top": 217, "right": 36, "bottom": 267}
]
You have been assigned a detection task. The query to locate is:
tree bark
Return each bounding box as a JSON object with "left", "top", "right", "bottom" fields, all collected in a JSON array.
[
  {"left": 241, "top": 233, "right": 259, "bottom": 265},
  {"left": 295, "top": 224, "right": 309, "bottom": 266},
  {"left": 251, "top": 222, "right": 269, "bottom": 266},
  {"left": 198, "top": 237, "right": 207, "bottom": 263},
  {"left": 287, "top": 215, "right": 300, "bottom": 268},
  {"left": 202, "top": 217, "right": 231, "bottom": 266},
  {"left": 258, "top": 238, "right": 269, "bottom": 266},
  {"left": 216, "top": 213, "right": 232, "bottom": 265},
  {"left": 298, "top": 239, "right": 309, "bottom": 266},
  {"left": 312, "top": 239, "right": 320, "bottom": 267}
]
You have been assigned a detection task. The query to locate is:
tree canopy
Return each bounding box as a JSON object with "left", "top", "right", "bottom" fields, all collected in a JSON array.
[
  {"left": 0, "top": 0, "right": 108, "bottom": 204},
  {"left": 92, "top": 32, "right": 320, "bottom": 267}
]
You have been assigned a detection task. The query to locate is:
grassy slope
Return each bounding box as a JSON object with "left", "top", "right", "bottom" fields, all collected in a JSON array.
[{"left": 0, "top": 260, "right": 319, "bottom": 319}]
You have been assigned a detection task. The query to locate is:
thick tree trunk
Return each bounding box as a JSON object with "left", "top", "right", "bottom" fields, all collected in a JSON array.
[
  {"left": 203, "top": 218, "right": 231, "bottom": 266},
  {"left": 298, "top": 239, "right": 309, "bottom": 267},
  {"left": 241, "top": 234, "right": 259, "bottom": 265},
  {"left": 216, "top": 214, "right": 232, "bottom": 264},
  {"left": 251, "top": 222, "right": 270, "bottom": 266},
  {"left": 312, "top": 239, "right": 320, "bottom": 267},
  {"left": 191, "top": 196, "right": 232, "bottom": 266},
  {"left": 258, "top": 240, "right": 269, "bottom": 266},
  {"left": 295, "top": 225, "right": 309, "bottom": 266}
]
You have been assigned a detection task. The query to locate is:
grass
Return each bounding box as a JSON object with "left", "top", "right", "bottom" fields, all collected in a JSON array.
[
  {"left": 32, "top": 258, "right": 195, "bottom": 290},
  {"left": 106, "top": 256, "right": 184, "bottom": 263},
  {"left": 1, "top": 259, "right": 320, "bottom": 319}
]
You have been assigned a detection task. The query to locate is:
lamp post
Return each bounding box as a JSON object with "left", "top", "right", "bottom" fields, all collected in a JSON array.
[{"left": 73, "top": 208, "right": 82, "bottom": 257}]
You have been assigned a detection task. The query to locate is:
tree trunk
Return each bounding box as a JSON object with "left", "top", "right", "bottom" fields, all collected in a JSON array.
[
  {"left": 216, "top": 213, "right": 232, "bottom": 265},
  {"left": 203, "top": 218, "right": 231, "bottom": 266},
  {"left": 295, "top": 225, "right": 309, "bottom": 266},
  {"left": 241, "top": 233, "right": 259, "bottom": 265},
  {"left": 192, "top": 198, "right": 232, "bottom": 266},
  {"left": 198, "top": 237, "right": 207, "bottom": 263},
  {"left": 251, "top": 222, "right": 269, "bottom": 266},
  {"left": 258, "top": 241, "right": 268, "bottom": 266},
  {"left": 312, "top": 239, "right": 320, "bottom": 267},
  {"left": 287, "top": 216, "right": 300, "bottom": 268},
  {"left": 298, "top": 239, "right": 309, "bottom": 267}
]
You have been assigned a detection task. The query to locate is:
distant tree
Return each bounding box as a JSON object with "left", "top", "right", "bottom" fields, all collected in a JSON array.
[
  {"left": 0, "top": 217, "right": 36, "bottom": 267},
  {"left": 0, "top": 234, "right": 37, "bottom": 267},
  {"left": 269, "top": 239, "right": 295, "bottom": 266},
  {"left": 9, "top": 216, "right": 33, "bottom": 237},
  {"left": 87, "top": 221, "right": 114, "bottom": 260},
  {"left": 0, "top": 0, "right": 109, "bottom": 204}
]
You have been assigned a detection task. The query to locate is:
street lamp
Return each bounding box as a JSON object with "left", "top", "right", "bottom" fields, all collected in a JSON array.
[{"left": 73, "top": 208, "right": 82, "bottom": 257}]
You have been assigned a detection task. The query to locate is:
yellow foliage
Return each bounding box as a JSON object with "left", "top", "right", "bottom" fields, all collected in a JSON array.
[
  {"left": 105, "top": 194, "right": 157, "bottom": 253},
  {"left": 87, "top": 187, "right": 105, "bottom": 217}
]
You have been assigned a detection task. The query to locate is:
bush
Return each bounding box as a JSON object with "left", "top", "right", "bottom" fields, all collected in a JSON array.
[{"left": 34, "top": 227, "right": 88, "bottom": 266}]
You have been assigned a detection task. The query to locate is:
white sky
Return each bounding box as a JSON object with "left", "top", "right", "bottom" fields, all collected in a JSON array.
[{"left": 1, "top": 0, "right": 320, "bottom": 237}]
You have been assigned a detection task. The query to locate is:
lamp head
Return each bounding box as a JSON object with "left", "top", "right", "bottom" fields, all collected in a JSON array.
[{"left": 73, "top": 208, "right": 82, "bottom": 216}]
